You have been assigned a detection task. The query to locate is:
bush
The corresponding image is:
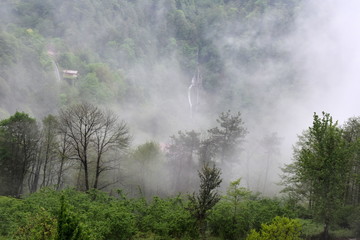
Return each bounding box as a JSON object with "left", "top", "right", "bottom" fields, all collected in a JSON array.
[
  {"left": 134, "top": 196, "right": 197, "bottom": 239},
  {"left": 0, "top": 196, "right": 28, "bottom": 237},
  {"left": 208, "top": 196, "right": 292, "bottom": 239},
  {"left": 245, "top": 216, "right": 302, "bottom": 240},
  {"left": 298, "top": 219, "right": 323, "bottom": 239},
  {"left": 14, "top": 208, "right": 57, "bottom": 240},
  {"left": 2, "top": 188, "right": 137, "bottom": 240}
]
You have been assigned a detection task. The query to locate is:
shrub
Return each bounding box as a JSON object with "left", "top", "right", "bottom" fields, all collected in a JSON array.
[
  {"left": 245, "top": 216, "right": 302, "bottom": 240},
  {"left": 134, "top": 196, "right": 196, "bottom": 238}
]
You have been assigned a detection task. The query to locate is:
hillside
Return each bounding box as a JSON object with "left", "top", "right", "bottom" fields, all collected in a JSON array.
[{"left": 0, "top": 0, "right": 299, "bottom": 119}]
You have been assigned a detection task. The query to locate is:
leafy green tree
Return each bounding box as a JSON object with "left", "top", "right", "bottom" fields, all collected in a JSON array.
[
  {"left": 342, "top": 117, "right": 360, "bottom": 206},
  {"left": 286, "top": 112, "right": 350, "bottom": 240},
  {"left": 188, "top": 163, "right": 222, "bottom": 240},
  {"left": 0, "top": 112, "right": 40, "bottom": 197},
  {"left": 246, "top": 216, "right": 302, "bottom": 240},
  {"left": 208, "top": 178, "right": 251, "bottom": 239}
]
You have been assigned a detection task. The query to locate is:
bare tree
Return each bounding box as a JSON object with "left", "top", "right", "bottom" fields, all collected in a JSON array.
[
  {"left": 56, "top": 126, "right": 72, "bottom": 190},
  {"left": 40, "top": 115, "right": 59, "bottom": 188},
  {"left": 58, "top": 102, "right": 130, "bottom": 191},
  {"left": 93, "top": 110, "right": 131, "bottom": 189},
  {"left": 59, "top": 103, "right": 103, "bottom": 190}
]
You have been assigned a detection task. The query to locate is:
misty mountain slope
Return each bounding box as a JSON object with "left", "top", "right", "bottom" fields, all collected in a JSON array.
[
  {"left": 0, "top": 28, "right": 59, "bottom": 117},
  {"left": 0, "top": 0, "right": 300, "bottom": 122},
  {"left": 0, "top": 0, "right": 309, "bottom": 195}
]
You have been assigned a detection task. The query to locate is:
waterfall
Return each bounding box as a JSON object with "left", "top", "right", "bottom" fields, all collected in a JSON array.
[{"left": 52, "top": 59, "right": 61, "bottom": 82}]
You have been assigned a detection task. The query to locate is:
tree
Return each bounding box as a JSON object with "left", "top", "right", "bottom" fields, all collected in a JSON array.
[
  {"left": 56, "top": 124, "right": 72, "bottom": 190},
  {"left": 208, "top": 178, "right": 252, "bottom": 240},
  {"left": 204, "top": 110, "right": 247, "bottom": 164},
  {"left": 225, "top": 178, "right": 251, "bottom": 222},
  {"left": 260, "top": 132, "right": 281, "bottom": 194},
  {"left": 188, "top": 163, "right": 222, "bottom": 240},
  {"left": 130, "top": 141, "right": 164, "bottom": 198},
  {"left": 26, "top": 114, "right": 60, "bottom": 193},
  {"left": 58, "top": 103, "right": 102, "bottom": 191},
  {"left": 342, "top": 117, "right": 360, "bottom": 206},
  {"left": 58, "top": 102, "right": 131, "bottom": 191},
  {"left": 286, "top": 112, "right": 350, "bottom": 240},
  {"left": 166, "top": 130, "right": 201, "bottom": 193},
  {"left": 0, "top": 112, "right": 40, "bottom": 197},
  {"left": 93, "top": 110, "right": 130, "bottom": 189}
]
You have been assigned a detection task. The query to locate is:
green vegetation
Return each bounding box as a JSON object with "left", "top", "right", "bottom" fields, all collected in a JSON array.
[
  {"left": 1, "top": 1, "right": 360, "bottom": 239},
  {"left": 2, "top": 109, "right": 360, "bottom": 239},
  {"left": 0, "top": 186, "right": 302, "bottom": 240},
  {"left": 245, "top": 216, "right": 302, "bottom": 240}
]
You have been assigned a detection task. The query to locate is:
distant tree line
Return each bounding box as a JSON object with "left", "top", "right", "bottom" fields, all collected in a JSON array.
[
  {"left": 0, "top": 104, "right": 247, "bottom": 198},
  {"left": 2, "top": 110, "right": 360, "bottom": 239},
  {"left": 0, "top": 103, "right": 131, "bottom": 197}
]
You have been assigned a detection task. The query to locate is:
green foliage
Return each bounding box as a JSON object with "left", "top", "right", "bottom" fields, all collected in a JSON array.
[
  {"left": 201, "top": 110, "right": 247, "bottom": 164},
  {"left": 188, "top": 163, "right": 222, "bottom": 239},
  {"left": 132, "top": 141, "right": 162, "bottom": 164},
  {"left": 57, "top": 52, "right": 82, "bottom": 70},
  {"left": 14, "top": 207, "right": 57, "bottom": 240},
  {"left": 287, "top": 112, "right": 351, "bottom": 237},
  {"left": 298, "top": 219, "right": 323, "bottom": 239},
  {"left": 1, "top": 186, "right": 356, "bottom": 240},
  {"left": 347, "top": 206, "right": 360, "bottom": 237},
  {"left": 134, "top": 196, "right": 196, "bottom": 238},
  {"left": 0, "top": 31, "right": 18, "bottom": 66},
  {"left": 245, "top": 216, "right": 302, "bottom": 240},
  {"left": 0, "top": 196, "right": 28, "bottom": 236},
  {"left": 57, "top": 195, "right": 85, "bottom": 240},
  {"left": 78, "top": 72, "right": 112, "bottom": 103},
  {"left": 207, "top": 179, "right": 251, "bottom": 239},
  {"left": 0, "top": 112, "right": 39, "bottom": 196},
  {"left": 14, "top": 0, "right": 55, "bottom": 35},
  {"left": 209, "top": 193, "right": 294, "bottom": 240}
]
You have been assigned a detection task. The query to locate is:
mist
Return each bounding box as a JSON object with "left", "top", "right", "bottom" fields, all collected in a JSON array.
[{"left": 0, "top": 0, "right": 359, "bottom": 196}]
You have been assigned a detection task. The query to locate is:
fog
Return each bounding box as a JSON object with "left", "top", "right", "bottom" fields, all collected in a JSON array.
[
  {"left": 1, "top": 0, "right": 359, "bottom": 196},
  {"left": 237, "top": 0, "right": 360, "bottom": 193}
]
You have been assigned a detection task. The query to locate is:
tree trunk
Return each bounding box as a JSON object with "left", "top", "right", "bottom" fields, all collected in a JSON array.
[
  {"left": 93, "top": 155, "right": 101, "bottom": 189},
  {"left": 199, "top": 219, "right": 207, "bottom": 240},
  {"left": 56, "top": 154, "right": 65, "bottom": 190},
  {"left": 322, "top": 222, "right": 329, "bottom": 240},
  {"left": 83, "top": 161, "right": 89, "bottom": 191},
  {"left": 41, "top": 144, "right": 50, "bottom": 188}
]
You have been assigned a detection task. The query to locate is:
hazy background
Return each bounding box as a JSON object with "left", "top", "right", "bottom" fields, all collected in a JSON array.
[{"left": 0, "top": 0, "right": 359, "bottom": 195}]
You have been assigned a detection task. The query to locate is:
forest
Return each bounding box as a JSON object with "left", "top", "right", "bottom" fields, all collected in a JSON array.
[{"left": 1, "top": 0, "right": 360, "bottom": 239}]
